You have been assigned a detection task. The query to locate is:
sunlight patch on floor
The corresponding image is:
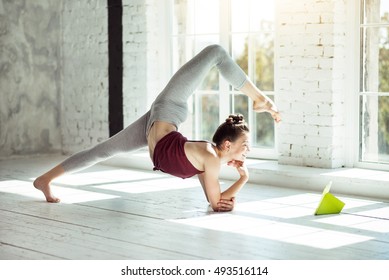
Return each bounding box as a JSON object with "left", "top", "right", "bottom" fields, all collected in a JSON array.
[
  {"left": 0, "top": 179, "right": 119, "bottom": 204},
  {"left": 236, "top": 193, "right": 320, "bottom": 218},
  {"left": 356, "top": 207, "right": 389, "bottom": 219},
  {"left": 170, "top": 214, "right": 276, "bottom": 231},
  {"left": 91, "top": 177, "right": 201, "bottom": 193},
  {"left": 315, "top": 214, "right": 389, "bottom": 233},
  {"left": 39, "top": 169, "right": 202, "bottom": 194},
  {"left": 45, "top": 169, "right": 167, "bottom": 186},
  {"left": 284, "top": 230, "right": 373, "bottom": 249},
  {"left": 169, "top": 194, "right": 385, "bottom": 249},
  {"left": 2, "top": 168, "right": 202, "bottom": 204},
  {"left": 169, "top": 212, "right": 373, "bottom": 249}
]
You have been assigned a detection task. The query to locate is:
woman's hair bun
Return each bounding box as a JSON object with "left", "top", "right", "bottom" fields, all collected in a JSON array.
[
  {"left": 225, "top": 114, "right": 245, "bottom": 125},
  {"left": 213, "top": 114, "right": 249, "bottom": 147}
]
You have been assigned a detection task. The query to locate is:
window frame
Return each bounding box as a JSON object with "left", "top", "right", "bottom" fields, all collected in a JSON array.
[
  {"left": 354, "top": 0, "right": 389, "bottom": 171},
  {"left": 167, "top": 0, "right": 278, "bottom": 160}
]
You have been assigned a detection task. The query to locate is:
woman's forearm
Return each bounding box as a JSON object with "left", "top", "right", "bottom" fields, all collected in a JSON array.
[{"left": 221, "top": 176, "right": 248, "bottom": 200}]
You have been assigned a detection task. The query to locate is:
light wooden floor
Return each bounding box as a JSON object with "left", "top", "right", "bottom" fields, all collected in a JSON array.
[{"left": 1, "top": 155, "right": 389, "bottom": 260}]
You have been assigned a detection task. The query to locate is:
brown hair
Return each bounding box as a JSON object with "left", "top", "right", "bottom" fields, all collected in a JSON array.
[{"left": 212, "top": 114, "right": 249, "bottom": 149}]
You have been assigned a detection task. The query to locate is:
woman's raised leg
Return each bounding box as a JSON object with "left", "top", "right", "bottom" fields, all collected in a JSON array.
[
  {"left": 155, "top": 44, "right": 248, "bottom": 105},
  {"left": 149, "top": 44, "right": 280, "bottom": 129},
  {"left": 148, "top": 44, "right": 249, "bottom": 130}
]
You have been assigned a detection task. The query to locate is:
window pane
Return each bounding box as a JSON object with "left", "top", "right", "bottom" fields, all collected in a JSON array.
[
  {"left": 198, "top": 67, "right": 219, "bottom": 90},
  {"left": 231, "top": 93, "right": 249, "bottom": 118},
  {"left": 199, "top": 93, "right": 219, "bottom": 141},
  {"left": 232, "top": 34, "right": 275, "bottom": 91},
  {"left": 231, "top": 93, "right": 274, "bottom": 148},
  {"left": 360, "top": 26, "right": 389, "bottom": 92},
  {"left": 255, "top": 113, "right": 275, "bottom": 148},
  {"left": 232, "top": 34, "right": 249, "bottom": 74},
  {"left": 231, "top": 17, "right": 275, "bottom": 92},
  {"left": 194, "top": 36, "right": 220, "bottom": 52},
  {"left": 254, "top": 36, "right": 274, "bottom": 91},
  {"left": 195, "top": 36, "right": 220, "bottom": 90},
  {"left": 250, "top": 0, "right": 275, "bottom": 32},
  {"left": 173, "top": 0, "right": 195, "bottom": 35},
  {"left": 255, "top": 96, "right": 275, "bottom": 148},
  {"left": 362, "top": 0, "right": 389, "bottom": 24},
  {"left": 194, "top": 0, "right": 219, "bottom": 34},
  {"left": 231, "top": 0, "right": 250, "bottom": 32},
  {"left": 172, "top": 36, "right": 194, "bottom": 72},
  {"left": 360, "top": 95, "right": 389, "bottom": 163}
]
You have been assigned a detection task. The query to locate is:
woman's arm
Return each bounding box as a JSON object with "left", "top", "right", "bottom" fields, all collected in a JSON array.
[
  {"left": 221, "top": 160, "right": 249, "bottom": 200},
  {"left": 198, "top": 159, "right": 249, "bottom": 212},
  {"left": 197, "top": 161, "right": 223, "bottom": 211}
]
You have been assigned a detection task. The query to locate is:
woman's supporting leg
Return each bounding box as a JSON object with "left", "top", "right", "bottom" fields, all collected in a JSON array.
[
  {"left": 61, "top": 111, "right": 150, "bottom": 173},
  {"left": 33, "top": 165, "right": 65, "bottom": 202},
  {"left": 34, "top": 111, "right": 150, "bottom": 202}
]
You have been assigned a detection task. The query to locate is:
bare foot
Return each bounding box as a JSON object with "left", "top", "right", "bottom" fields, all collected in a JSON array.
[
  {"left": 253, "top": 99, "right": 282, "bottom": 123},
  {"left": 33, "top": 176, "right": 60, "bottom": 203},
  {"left": 253, "top": 99, "right": 269, "bottom": 113}
]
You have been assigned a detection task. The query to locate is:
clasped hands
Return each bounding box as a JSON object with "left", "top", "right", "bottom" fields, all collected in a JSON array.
[{"left": 216, "top": 197, "right": 235, "bottom": 212}]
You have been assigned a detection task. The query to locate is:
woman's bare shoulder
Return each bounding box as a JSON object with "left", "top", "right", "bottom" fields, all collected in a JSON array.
[{"left": 202, "top": 143, "right": 220, "bottom": 165}]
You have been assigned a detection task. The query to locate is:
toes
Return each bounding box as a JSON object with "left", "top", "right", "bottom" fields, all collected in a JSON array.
[{"left": 47, "top": 197, "right": 60, "bottom": 203}]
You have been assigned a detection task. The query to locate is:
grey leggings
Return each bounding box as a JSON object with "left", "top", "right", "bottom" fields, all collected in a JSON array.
[{"left": 61, "top": 44, "right": 248, "bottom": 173}]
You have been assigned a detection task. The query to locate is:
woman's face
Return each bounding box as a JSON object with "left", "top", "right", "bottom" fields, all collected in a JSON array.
[{"left": 228, "top": 132, "right": 250, "bottom": 161}]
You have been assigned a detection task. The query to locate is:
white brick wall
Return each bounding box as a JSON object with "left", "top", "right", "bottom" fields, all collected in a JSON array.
[
  {"left": 123, "top": 0, "right": 147, "bottom": 126},
  {"left": 61, "top": 0, "right": 109, "bottom": 154},
  {"left": 60, "top": 0, "right": 162, "bottom": 153},
  {"left": 122, "top": 0, "right": 162, "bottom": 127},
  {"left": 277, "top": 0, "right": 347, "bottom": 168}
]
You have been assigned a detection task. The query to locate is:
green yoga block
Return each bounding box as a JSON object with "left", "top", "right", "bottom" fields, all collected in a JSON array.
[{"left": 314, "top": 182, "right": 345, "bottom": 215}]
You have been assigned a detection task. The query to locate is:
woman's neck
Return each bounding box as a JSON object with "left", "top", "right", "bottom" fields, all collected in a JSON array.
[{"left": 212, "top": 145, "right": 230, "bottom": 164}]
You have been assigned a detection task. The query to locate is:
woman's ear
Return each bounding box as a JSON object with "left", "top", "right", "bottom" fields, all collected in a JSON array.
[{"left": 222, "top": 140, "right": 231, "bottom": 152}]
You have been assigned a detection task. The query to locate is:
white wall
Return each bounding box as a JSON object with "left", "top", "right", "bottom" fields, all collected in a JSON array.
[
  {"left": 122, "top": 0, "right": 165, "bottom": 127},
  {"left": 276, "top": 0, "right": 348, "bottom": 168},
  {"left": 60, "top": 0, "right": 164, "bottom": 154},
  {"left": 61, "top": 0, "right": 109, "bottom": 154}
]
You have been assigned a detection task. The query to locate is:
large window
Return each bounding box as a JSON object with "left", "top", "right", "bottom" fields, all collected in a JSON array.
[
  {"left": 360, "top": 0, "right": 389, "bottom": 165},
  {"left": 170, "top": 0, "right": 276, "bottom": 158}
]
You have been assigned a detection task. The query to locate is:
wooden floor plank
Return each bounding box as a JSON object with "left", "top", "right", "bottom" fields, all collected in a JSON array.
[
  {"left": 0, "top": 205, "right": 200, "bottom": 259},
  {"left": 0, "top": 243, "right": 60, "bottom": 260}
]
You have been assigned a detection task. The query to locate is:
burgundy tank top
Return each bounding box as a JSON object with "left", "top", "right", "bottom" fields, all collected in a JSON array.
[{"left": 152, "top": 131, "right": 204, "bottom": 179}]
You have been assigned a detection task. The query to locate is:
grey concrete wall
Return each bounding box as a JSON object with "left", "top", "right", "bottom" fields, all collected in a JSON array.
[{"left": 0, "top": 0, "right": 62, "bottom": 158}]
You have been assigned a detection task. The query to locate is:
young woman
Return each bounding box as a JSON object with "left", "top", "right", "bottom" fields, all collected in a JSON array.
[{"left": 33, "top": 44, "right": 281, "bottom": 212}]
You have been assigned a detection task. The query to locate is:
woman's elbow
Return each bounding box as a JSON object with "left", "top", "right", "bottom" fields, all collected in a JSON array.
[
  {"left": 210, "top": 197, "right": 235, "bottom": 212},
  {"left": 209, "top": 201, "right": 220, "bottom": 212}
]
